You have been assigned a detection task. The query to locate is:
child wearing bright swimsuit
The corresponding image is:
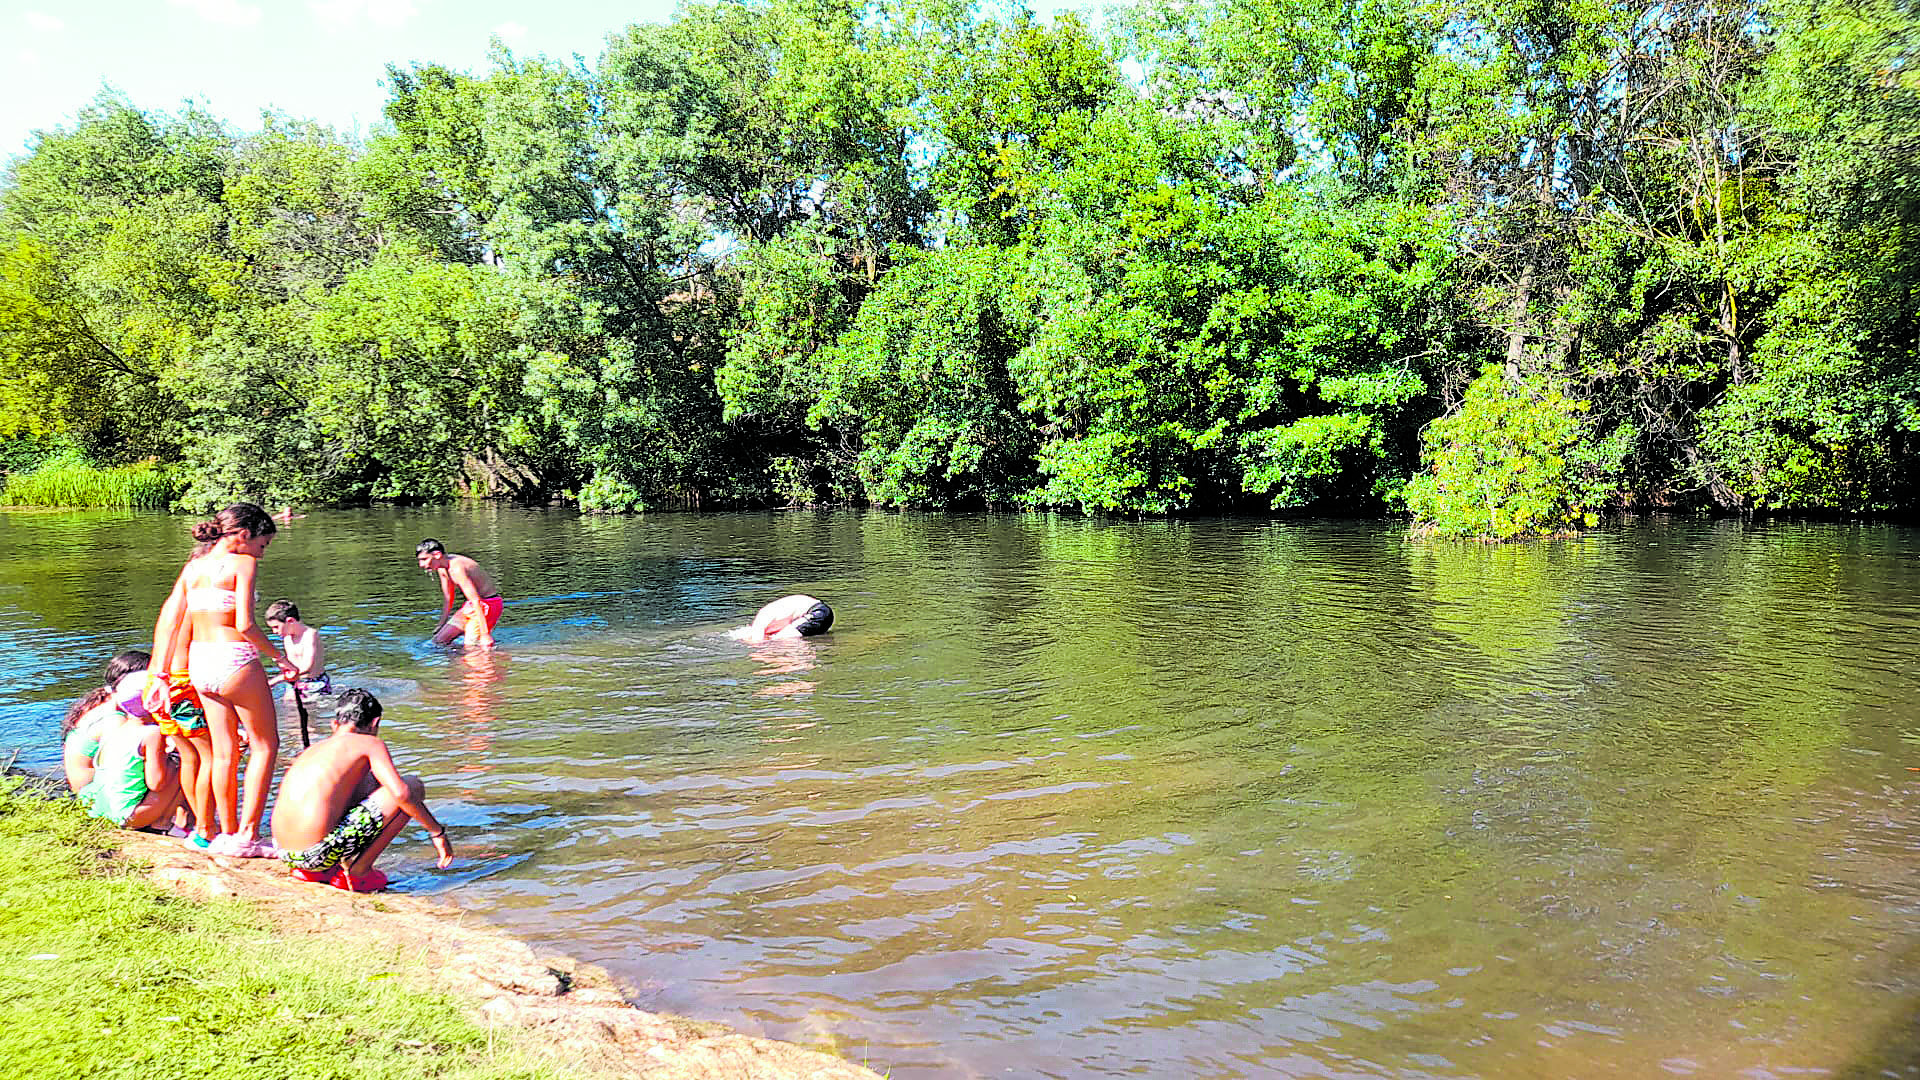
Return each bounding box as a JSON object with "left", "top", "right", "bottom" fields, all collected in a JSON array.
[
  {"left": 281, "top": 793, "right": 385, "bottom": 874},
  {"left": 77, "top": 673, "right": 182, "bottom": 829},
  {"left": 415, "top": 539, "right": 502, "bottom": 649},
  {"left": 144, "top": 559, "right": 220, "bottom": 849},
  {"left": 146, "top": 504, "right": 295, "bottom": 858},
  {"left": 271, "top": 689, "right": 454, "bottom": 893},
  {"left": 155, "top": 669, "right": 213, "bottom": 849},
  {"left": 61, "top": 650, "right": 152, "bottom": 793}
]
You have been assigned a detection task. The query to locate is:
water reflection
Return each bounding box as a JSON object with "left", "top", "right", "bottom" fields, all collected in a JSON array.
[
  {"left": 749, "top": 638, "right": 819, "bottom": 700},
  {"left": 449, "top": 646, "right": 506, "bottom": 782},
  {"left": 3, "top": 510, "right": 1920, "bottom": 1078}
]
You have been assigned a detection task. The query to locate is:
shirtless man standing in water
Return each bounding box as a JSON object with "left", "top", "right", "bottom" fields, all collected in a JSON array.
[
  {"left": 271, "top": 689, "right": 452, "bottom": 892},
  {"left": 416, "top": 538, "right": 501, "bottom": 648}
]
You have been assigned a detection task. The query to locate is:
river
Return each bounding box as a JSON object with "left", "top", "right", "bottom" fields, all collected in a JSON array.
[{"left": 3, "top": 507, "right": 1919, "bottom": 1078}]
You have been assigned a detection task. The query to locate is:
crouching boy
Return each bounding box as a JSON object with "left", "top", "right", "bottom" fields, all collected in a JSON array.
[{"left": 270, "top": 689, "right": 452, "bottom": 892}]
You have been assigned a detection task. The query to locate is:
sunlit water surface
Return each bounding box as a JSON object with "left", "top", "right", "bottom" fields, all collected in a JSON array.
[{"left": 4, "top": 508, "right": 1919, "bottom": 1078}]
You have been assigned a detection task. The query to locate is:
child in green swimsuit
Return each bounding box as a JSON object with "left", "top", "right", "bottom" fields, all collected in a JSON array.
[
  {"left": 62, "top": 650, "right": 151, "bottom": 793},
  {"left": 77, "top": 673, "right": 181, "bottom": 829}
]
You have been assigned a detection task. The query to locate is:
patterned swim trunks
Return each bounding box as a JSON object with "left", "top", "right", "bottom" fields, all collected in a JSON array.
[
  {"left": 281, "top": 794, "right": 386, "bottom": 872},
  {"left": 290, "top": 673, "right": 334, "bottom": 704},
  {"left": 157, "top": 671, "right": 209, "bottom": 739}
]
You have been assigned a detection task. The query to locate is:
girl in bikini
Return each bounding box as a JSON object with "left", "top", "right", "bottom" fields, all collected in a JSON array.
[{"left": 145, "top": 503, "right": 295, "bottom": 857}]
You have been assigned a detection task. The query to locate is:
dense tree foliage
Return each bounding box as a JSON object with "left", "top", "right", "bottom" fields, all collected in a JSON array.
[{"left": 1, "top": 0, "right": 1913, "bottom": 531}]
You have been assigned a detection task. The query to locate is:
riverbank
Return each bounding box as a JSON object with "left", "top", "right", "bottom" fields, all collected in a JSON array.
[{"left": 0, "top": 774, "right": 885, "bottom": 1080}]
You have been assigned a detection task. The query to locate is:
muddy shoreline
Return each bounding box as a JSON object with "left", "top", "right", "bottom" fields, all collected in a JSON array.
[{"left": 120, "top": 830, "right": 887, "bottom": 1079}]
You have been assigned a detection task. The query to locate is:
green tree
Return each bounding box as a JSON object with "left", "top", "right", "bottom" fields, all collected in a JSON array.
[{"left": 1403, "top": 367, "right": 1631, "bottom": 540}]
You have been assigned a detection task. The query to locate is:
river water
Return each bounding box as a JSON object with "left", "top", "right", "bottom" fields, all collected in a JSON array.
[{"left": 3, "top": 507, "right": 1918, "bottom": 1077}]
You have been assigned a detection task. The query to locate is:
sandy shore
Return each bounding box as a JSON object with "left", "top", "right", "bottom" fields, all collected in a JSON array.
[{"left": 113, "top": 829, "right": 887, "bottom": 1080}]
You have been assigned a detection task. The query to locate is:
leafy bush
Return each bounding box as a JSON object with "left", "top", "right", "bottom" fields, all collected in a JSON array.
[
  {"left": 0, "top": 434, "right": 73, "bottom": 476},
  {"left": 1241, "top": 412, "right": 1383, "bottom": 509},
  {"left": 574, "top": 470, "right": 646, "bottom": 513},
  {"left": 1403, "top": 367, "right": 1630, "bottom": 540}
]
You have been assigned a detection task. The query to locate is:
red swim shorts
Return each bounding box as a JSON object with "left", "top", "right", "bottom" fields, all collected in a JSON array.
[{"left": 462, "top": 595, "right": 504, "bottom": 635}]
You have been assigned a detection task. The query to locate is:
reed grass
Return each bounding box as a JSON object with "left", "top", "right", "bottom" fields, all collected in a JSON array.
[{"left": 0, "top": 458, "right": 178, "bottom": 509}]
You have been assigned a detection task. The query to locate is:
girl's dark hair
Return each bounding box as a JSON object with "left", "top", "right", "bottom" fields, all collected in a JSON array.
[
  {"left": 62, "top": 649, "right": 152, "bottom": 733},
  {"left": 191, "top": 503, "right": 277, "bottom": 546}
]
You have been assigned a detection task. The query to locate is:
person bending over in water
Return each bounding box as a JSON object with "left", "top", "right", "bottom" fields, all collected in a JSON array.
[
  {"left": 416, "top": 539, "right": 500, "bottom": 649},
  {"left": 271, "top": 689, "right": 453, "bottom": 892},
  {"left": 62, "top": 650, "right": 152, "bottom": 793},
  {"left": 146, "top": 503, "right": 296, "bottom": 857},
  {"left": 729, "top": 594, "right": 834, "bottom": 642},
  {"left": 266, "top": 599, "right": 329, "bottom": 748}
]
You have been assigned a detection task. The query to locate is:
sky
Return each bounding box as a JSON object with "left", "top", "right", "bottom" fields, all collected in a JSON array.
[{"left": 1, "top": 0, "right": 682, "bottom": 161}]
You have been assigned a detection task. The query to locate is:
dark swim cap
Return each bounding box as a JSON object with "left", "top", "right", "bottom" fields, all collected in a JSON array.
[{"left": 793, "top": 600, "right": 834, "bottom": 637}]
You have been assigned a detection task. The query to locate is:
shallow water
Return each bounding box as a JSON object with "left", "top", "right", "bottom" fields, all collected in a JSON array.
[{"left": 5, "top": 507, "right": 1920, "bottom": 1078}]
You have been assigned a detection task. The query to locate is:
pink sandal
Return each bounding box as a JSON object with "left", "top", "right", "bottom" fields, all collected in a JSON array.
[
  {"left": 207, "top": 833, "right": 278, "bottom": 859},
  {"left": 232, "top": 837, "right": 278, "bottom": 859}
]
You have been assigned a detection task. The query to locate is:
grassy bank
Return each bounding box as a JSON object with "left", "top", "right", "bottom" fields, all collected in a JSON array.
[
  {"left": 0, "top": 778, "right": 583, "bottom": 1080},
  {"left": 0, "top": 457, "right": 179, "bottom": 509}
]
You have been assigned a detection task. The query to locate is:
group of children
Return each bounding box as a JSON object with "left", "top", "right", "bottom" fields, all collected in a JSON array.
[
  {"left": 52, "top": 501, "right": 826, "bottom": 894},
  {"left": 56, "top": 502, "right": 454, "bottom": 891}
]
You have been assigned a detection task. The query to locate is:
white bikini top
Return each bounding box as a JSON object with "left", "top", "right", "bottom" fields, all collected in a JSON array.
[{"left": 185, "top": 586, "right": 239, "bottom": 613}]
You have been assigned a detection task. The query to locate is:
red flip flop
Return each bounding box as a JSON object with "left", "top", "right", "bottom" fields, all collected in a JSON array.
[{"left": 290, "top": 864, "right": 389, "bottom": 892}]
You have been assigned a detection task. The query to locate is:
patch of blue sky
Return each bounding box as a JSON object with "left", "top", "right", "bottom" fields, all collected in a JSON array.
[
  {"left": 1, "top": 0, "right": 676, "bottom": 160},
  {"left": 3, "top": 0, "right": 1113, "bottom": 164}
]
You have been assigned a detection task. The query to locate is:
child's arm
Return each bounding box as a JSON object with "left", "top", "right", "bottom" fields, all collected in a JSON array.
[
  {"left": 433, "top": 570, "right": 458, "bottom": 632},
  {"left": 366, "top": 742, "right": 454, "bottom": 868},
  {"left": 143, "top": 575, "right": 189, "bottom": 713},
  {"left": 63, "top": 717, "right": 102, "bottom": 792},
  {"left": 266, "top": 637, "right": 289, "bottom": 685}
]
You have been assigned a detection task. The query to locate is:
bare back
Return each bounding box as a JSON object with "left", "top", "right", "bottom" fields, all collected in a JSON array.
[
  {"left": 271, "top": 733, "right": 382, "bottom": 848},
  {"left": 446, "top": 554, "right": 497, "bottom": 601},
  {"left": 181, "top": 551, "right": 252, "bottom": 644}
]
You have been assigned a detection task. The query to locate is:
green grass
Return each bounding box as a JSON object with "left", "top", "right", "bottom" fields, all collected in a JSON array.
[
  {"left": 0, "top": 457, "right": 179, "bottom": 509},
  {"left": 0, "top": 778, "right": 587, "bottom": 1080}
]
